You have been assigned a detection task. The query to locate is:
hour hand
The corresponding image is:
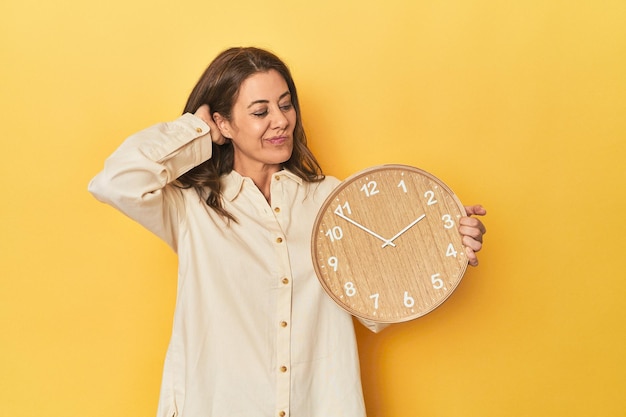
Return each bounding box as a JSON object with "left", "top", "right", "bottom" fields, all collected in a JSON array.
[
  {"left": 382, "top": 214, "right": 426, "bottom": 248},
  {"left": 334, "top": 212, "right": 395, "bottom": 247}
]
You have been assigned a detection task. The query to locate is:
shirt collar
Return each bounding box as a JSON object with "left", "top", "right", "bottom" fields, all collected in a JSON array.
[{"left": 221, "top": 169, "right": 303, "bottom": 202}]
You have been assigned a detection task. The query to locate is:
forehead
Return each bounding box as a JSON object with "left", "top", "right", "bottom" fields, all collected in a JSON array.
[{"left": 236, "top": 70, "right": 290, "bottom": 103}]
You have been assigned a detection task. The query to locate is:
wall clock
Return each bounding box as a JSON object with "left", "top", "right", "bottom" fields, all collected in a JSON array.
[{"left": 311, "top": 164, "right": 468, "bottom": 323}]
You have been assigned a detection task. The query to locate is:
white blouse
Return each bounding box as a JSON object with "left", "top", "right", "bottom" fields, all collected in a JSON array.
[{"left": 89, "top": 113, "right": 383, "bottom": 417}]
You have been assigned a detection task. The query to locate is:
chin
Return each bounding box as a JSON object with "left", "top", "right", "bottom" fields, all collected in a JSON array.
[{"left": 271, "top": 148, "right": 293, "bottom": 165}]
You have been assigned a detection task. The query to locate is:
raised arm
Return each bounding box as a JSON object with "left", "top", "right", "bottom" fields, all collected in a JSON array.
[{"left": 88, "top": 111, "right": 218, "bottom": 250}]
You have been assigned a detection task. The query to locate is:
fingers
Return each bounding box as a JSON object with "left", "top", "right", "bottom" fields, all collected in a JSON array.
[
  {"left": 465, "top": 246, "right": 480, "bottom": 267},
  {"left": 194, "top": 104, "right": 226, "bottom": 145},
  {"left": 460, "top": 204, "right": 487, "bottom": 267},
  {"left": 459, "top": 217, "right": 486, "bottom": 241},
  {"left": 194, "top": 104, "right": 211, "bottom": 124},
  {"left": 464, "top": 204, "right": 487, "bottom": 216},
  {"left": 463, "top": 233, "right": 483, "bottom": 266}
]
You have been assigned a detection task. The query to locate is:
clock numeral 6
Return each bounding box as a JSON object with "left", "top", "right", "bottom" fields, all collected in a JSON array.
[
  {"left": 403, "top": 291, "right": 415, "bottom": 308},
  {"left": 431, "top": 273, "right": 444, "bottom": 290},
  {"left": 344, "top": 282, "right": 357, "bottom": 297},
  {"left": 325, "top": 226, "right": 343, "bottom": 242},
  {"left": 360, "top": 181, "right": 379, "bottom": 197}
]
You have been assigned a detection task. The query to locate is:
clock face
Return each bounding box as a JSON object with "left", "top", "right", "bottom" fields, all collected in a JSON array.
[{"left": 311, "top": 164, "right": 468, "bottom": 323}]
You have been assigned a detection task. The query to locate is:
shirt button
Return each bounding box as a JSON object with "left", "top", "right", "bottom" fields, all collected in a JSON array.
[
  {"left": 282, "top": 278, "right": 289, "bottom": 285},
  {"left": 274, "top": 206, "right": 281, "bottom": 213},
  {"left": 280, "top": 321, "right": 288, "bottom": 327},
  {"left": 276, "top": 237, "right": 283, "bottom": 243},
  {"left": 195, "top": 127, "right": 203, "bottom": 133},
  {"left": 280, "top": 366, "right": 288, "bottom": 373},
  {"left": 279, "top": 412, "right": 286, "bottom": 417},
  {"left": 275, "top": 175, "right": 281, "bottom": 181}
]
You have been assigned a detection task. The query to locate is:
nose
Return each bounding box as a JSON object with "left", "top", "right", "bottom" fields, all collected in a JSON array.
[{"left": 271, "top": 107, "right": 289, "bottom": 130}]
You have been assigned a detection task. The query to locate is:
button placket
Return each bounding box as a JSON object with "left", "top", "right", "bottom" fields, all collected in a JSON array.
[
  {"left": 271, "top": 172, "right": 291, "bottom": 416},
  {"left": 274, "top": 242, "right": 291, "bottom": 415},
  {"left": 275, "top": 269, "right": 291, "bottom": 414}
]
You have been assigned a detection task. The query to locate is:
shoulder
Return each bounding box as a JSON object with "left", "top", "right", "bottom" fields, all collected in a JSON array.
[{"left": 303, "top": 175, "right": 341, "bottom": 203}]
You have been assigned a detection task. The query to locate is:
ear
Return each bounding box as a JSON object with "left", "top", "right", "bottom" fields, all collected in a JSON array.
[{"left": 212, "top": 112, "right": 233, "bottom": 139}]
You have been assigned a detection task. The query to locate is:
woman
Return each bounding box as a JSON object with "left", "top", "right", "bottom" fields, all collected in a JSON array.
[{"left": 89, "top": 47, "right": 486, "bottom": 417}]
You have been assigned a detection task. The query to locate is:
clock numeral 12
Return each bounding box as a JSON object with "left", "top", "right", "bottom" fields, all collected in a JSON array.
[{"left": 360, "top": 181, "right": 379, "bottom": 197}]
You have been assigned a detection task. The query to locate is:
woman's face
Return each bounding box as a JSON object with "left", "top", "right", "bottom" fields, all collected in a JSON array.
[{"left": 217, "top": 69, "right": 296, "bottom": 176}]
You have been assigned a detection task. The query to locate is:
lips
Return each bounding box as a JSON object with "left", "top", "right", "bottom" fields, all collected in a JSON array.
[{"left": 265, "top": 136, "right": 289, "bottom": 145}]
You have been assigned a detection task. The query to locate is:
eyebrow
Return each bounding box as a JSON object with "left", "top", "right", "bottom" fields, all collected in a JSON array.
[{"left": 247, "top": 91, "right": 291, "bottom": 108}]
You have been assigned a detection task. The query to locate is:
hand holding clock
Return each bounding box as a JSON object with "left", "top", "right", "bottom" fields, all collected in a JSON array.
[
  {"left": 312, "top": 165, "right": 488, "bottom": 322},
  {"left": 460, "top": 205, "right": 487, "bottom": 266}
]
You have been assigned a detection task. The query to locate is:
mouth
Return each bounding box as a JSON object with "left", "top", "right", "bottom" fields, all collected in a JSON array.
[{"left": 264, "top": 135, "right": 289, "bottom": 145}]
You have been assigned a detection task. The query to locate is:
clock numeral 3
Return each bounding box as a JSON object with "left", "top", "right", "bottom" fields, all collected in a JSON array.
[{"left": 442, "top": 214, "right": 455, "bottom": 229}]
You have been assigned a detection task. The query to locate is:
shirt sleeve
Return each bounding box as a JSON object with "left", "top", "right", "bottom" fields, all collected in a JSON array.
[{"left": 88, "top": 113, "right": 213, "bottom": 251}]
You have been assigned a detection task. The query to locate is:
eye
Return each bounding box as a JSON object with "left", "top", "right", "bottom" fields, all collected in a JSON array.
[
  {"left": 252, "top": 109, "right": 269, "bottom": 117},
  {"left": 279, "top": 102, "right": 294, "bottom": 112}
]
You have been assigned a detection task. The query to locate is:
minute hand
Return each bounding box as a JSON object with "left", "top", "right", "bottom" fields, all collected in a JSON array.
[
  {"left": 381, "top": 214, "right": 427, "bottom": 248},
  {"left": 335, "top": 212, "right": 396, "bottom": 247}
]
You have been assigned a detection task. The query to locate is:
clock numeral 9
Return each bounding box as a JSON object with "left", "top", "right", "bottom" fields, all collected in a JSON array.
[
  {"left": 360, "top": 181, "right": 379, "bottom": 197},
  {"left": 442, "top": 214, "right": 455, "bottom": 229},
  {"left": 328, "top": 256, "right": 338, "bottom": 271},
  {"left": 325, "top": 226, "right": 343, "bottom": 242},
  {"left": 431, "top": 273, "right": 444, "bottom": 290}
]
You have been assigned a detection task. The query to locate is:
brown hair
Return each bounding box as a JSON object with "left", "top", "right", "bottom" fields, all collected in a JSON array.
[{"left": 177, "top": 47, "right": 324, "bottom": 221}]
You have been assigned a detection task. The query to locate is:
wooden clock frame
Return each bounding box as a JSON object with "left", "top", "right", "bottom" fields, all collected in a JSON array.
[{"left": 311, "top": 164, "right": 469, "bottom": 323}]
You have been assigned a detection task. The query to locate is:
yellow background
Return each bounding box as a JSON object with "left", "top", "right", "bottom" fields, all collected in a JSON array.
[{"left": 1, "top": 0, "right": 625, "bottom": 416}]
